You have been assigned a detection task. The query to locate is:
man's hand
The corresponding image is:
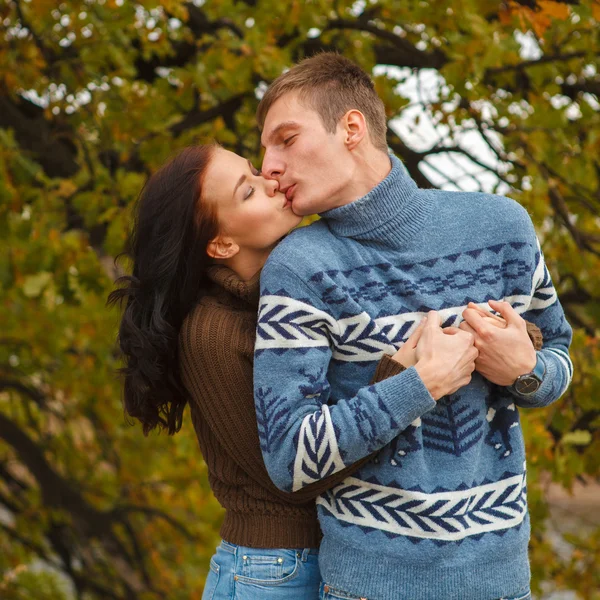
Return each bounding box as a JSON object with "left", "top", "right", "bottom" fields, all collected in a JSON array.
[
  {"left": 414, "top": 311, "right": 479, "bottom": 401},
  {"left": 459, "top": 300, "right": 537, "bottom": 386}
]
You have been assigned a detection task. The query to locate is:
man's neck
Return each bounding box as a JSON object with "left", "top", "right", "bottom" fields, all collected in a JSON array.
[{"left": 332, "top": 149, "right": 392, "bottom": 210}]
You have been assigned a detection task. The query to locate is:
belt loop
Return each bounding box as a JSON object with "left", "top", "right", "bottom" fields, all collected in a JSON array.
[{"left": 301, "top": 548, "right": 310, "bottom": 562}]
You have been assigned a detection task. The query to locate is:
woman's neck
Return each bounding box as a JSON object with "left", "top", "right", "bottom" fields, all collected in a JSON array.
[{"left": 221, "top": 247, "right": 272, "bottom": 281}]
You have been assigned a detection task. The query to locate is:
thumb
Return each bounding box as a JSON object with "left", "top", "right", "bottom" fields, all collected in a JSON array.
[
  {"left": 488, "top": 300, "right": 521, "bottom": 327},
  {"left": 442, "top": 326, "right": 461, "bottom": 335}
]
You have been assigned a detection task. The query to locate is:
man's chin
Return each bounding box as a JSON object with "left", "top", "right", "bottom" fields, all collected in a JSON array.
[
  {"left": 291, "top": 204, "right": 308, "bottom": 217},
  {"left": 290, "top": 198, "right": 314, "bottom": 218}
]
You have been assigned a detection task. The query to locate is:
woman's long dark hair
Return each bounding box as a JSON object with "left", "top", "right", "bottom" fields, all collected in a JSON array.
[{"left": 108, "top": 145, "right": 218, "bottom": 435}]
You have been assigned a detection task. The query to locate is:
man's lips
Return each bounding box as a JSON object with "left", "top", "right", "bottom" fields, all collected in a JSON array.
[{"left": 284, "top": 184, "right": 296, "bottom": 201}]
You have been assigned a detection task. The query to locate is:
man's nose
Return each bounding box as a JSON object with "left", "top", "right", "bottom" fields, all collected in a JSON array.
[{"left": 261, "top": 150, "right": 284, "bottom": 180}]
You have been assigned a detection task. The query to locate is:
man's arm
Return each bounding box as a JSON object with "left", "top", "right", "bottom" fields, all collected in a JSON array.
[
  {"left": 254, "top": 261, "right": 476, "bottom": 492},
  {"left": 460, "top": 238, "right": 572, "bottom": 407}
]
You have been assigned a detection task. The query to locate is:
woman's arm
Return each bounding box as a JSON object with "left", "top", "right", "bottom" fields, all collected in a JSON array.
[{"left": 180, "top": 304, "right": 389, "bottom": 505}]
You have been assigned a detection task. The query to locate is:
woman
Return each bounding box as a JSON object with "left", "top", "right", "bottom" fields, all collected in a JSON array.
[{"left": 108, "top": 145, "right": 542, "bottom": 599}]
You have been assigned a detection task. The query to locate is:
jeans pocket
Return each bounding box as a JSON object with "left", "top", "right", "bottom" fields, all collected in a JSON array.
[
  {"left": 501, "top": 594, "right": 531, "bottom": 600},
  {"left": 201, "top": 558, "right": 220, "bottom": 600},
  {"left": 320, "top": 583, "right": 363, "bottom": 600},
  {"left": 235, "top": 549, "right": 300, "bottom": 586}
]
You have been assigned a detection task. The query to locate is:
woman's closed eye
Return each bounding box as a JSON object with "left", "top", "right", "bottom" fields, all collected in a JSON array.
[{"left": 244, "top": 186, "right": 255, "bottom": 200}]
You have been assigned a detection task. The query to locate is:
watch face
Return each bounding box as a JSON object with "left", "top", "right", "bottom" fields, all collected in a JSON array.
[{"left": 515, "top": 375, "right": 541, "bottom": 396}]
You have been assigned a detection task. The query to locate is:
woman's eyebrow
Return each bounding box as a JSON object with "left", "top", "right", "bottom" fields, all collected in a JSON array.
[
  {"left": 232, "top": 160, "right": 255, "bottom": 197},
  {"left": 233, "top": 173, "right": 246, "bottom": 197}
]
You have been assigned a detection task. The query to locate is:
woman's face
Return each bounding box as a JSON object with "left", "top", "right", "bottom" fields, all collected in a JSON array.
[{"left": 202, "top": 148, "right": 302, "bottom": 254}]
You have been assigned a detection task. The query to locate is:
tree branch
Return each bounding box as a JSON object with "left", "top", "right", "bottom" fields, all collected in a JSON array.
[
  {"left": 485, "top": 51, "right": 591, "bottom": 76},
  {"left": 386, "top": 134, "right": 437, "bottom": 189},
  {"left": 169, "top": 93, "right": 249, "bottom": 137},
  {"left": 0, "top": 93, "right": 79, "bottom": 178}
]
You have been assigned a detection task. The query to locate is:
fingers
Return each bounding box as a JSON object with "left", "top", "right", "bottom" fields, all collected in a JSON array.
[
  {"left": 467, "top": 302, "right": 494, "bottom": 319},
  {"left": 481, "top": 316, "right": 506, "bottom": 329},
  {"left": 442, "top": 326, "right": 461, "bottom": 336},
  {"left": 462, "top": 307, "right": 486, "bottom": 332},
  {"left": 458, "top": 321, "right": 477, "bottom": 336},
  {"left": 406, "top": 318, "right": 426, "bottom": 347},
  {"left": 488, "top": 299, "right": 522, "bottom": 327},
  {"left": 468, "top": 302, "right": 506, "bottom": 326},
  {"left": 425, "top": 310, "right": 441, "bottom": 329}
]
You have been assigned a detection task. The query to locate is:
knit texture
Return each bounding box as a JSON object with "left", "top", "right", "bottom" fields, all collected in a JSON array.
[
  {"left": 178, "top": 266, "right": 392, "bottom": 548},
  {"left": 253, "top": 155, "right": 572, "bottom": 599}
]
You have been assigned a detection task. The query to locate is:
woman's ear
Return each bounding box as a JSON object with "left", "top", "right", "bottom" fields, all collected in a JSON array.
[{"left": 206, "top": 235, "right": 240, "bottom": 260}]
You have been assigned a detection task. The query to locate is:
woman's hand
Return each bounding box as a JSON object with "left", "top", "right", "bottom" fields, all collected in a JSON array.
[
  {"left": 390, "top": 319, "right": 426, "bottom": 368},
  {"left": 464, "top": 302, "right": 507, "bottom": 329},
  {"left": 459, "top": 300, "right": 537, "bottom": 386},
  {"left": 391, "top": 308, "right": 500, "bottom": 369}
]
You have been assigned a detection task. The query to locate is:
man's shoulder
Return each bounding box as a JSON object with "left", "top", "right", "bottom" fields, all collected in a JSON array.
[
  {"left": 266, "top": 220, "right": 341, "bottom": 273},
  {"left": 431, "top": 188, "right": 534, "bottom": 233}
]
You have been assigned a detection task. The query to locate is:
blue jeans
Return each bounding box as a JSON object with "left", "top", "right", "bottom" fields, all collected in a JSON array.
[
  {"left": 203, "top": 540, "right": 321, "bottom": 600},
  {"left": 319, "top": 582, "right": 532, "bottom": 600}
]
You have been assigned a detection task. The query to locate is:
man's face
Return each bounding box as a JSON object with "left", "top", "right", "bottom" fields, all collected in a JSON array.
[{"left": 260, "top": 92, "right": 353, "bottom": 216}]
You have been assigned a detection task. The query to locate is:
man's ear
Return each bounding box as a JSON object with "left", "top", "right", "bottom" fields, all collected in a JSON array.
[
  {"left": 206, "top": 235, "right": 240, "bottom": 260},
  {"left": 343, "top": 109, "right": 367, "bottom": 150}
]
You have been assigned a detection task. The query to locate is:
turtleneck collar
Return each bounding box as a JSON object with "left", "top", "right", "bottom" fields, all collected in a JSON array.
[
  {"left": 320, "top": 155, "right": 431, "bottom": 246},
  {"left": 207, "top": 265, "right": 261, "bottom": 308}
]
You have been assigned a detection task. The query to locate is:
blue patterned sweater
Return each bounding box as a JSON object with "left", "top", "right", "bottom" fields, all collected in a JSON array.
[{"left": 253, "top": 156, "right": 572, "bottom": 600}]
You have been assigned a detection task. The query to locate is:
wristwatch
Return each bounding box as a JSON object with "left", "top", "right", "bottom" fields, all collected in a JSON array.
[{"left": 512, "top": 353, "right": 546, "bottom": 396}]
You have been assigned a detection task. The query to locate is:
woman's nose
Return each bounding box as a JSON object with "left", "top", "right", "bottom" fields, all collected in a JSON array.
[{"left": 265, "top": 177, "right": 279, "bottom": 196}]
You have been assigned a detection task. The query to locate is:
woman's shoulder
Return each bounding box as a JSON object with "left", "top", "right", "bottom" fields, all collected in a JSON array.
[{"left": 179, "top": 294, "right": 254, "bottom": 359}]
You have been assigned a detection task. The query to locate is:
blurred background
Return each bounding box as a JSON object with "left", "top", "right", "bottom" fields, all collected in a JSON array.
[{"left": 1, "top": 0, "right": 599, "bottom": 598}]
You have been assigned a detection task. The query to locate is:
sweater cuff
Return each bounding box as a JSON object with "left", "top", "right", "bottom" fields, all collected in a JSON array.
[
  {"left": 377, "top": 366, "right": 436, "bottom": 429},
  {"left": 371, "top": 354, "right": 407, "bottom": 384},
  {"left": 526, "top": 321, "right": 543, "bottom": 350}
]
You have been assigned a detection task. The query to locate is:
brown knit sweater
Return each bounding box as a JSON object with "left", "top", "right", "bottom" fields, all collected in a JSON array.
[
  {"left": 178, "top": 266, "right": 404, "bottom": 548},
  {"left": 178, "top": 266, "right": 543, "bottom": 549}
]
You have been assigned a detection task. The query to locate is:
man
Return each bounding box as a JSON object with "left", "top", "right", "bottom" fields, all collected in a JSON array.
[{"left": 253, "top": 53, "right": 572, "bottom": 600}]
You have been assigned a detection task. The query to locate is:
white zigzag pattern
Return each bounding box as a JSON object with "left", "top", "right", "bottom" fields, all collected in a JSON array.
[
  {"left": 293, "top": 405, "right": 345, "bottom": 491},
  {"left": 316, "top": 469, "right": 528, "bottom": 541},
  {"left": 257, "top": 297, "right": 539, "bottom": 362},
  {"left": 529, "top": 238, "right": 558, "bottom": 311},
  {"left": 256, "top": 295, "right": 335, "bottom": 350}
]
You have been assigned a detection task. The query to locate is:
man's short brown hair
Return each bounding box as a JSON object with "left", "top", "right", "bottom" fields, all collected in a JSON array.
[{"left": 256, "top": 53, "right": 388, "bottom": 153}]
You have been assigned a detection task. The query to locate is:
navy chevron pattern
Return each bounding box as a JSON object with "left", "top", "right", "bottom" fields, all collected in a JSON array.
[
  {"left": 255, "top": 387, "right": 291, "bottom": 454},
  {"left": 292, "top": 405, "right": 346, "bottom": 491},
  {"left": 421, "top": 394, "right": 483, "bottom": 456},
  {"left": 317, "top": 469, "right": 527, "bottom": 542}
]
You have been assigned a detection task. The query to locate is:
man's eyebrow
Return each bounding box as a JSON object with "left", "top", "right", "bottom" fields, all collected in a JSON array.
[
  {"left": 233, "top": 160, "right": 254, "bottom": 196},
  {"left": 262, "top": 121, "right": 300, "bottom": 147}
]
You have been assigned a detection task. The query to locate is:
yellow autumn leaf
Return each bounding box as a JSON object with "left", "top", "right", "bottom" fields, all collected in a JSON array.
[{"left": 538, "top": 0, "right": 571, "bottom": 20}]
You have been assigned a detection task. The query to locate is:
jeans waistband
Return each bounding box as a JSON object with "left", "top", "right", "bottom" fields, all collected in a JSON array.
[{"left": 220, "top": 540, "right": 318, "bottom": 561}]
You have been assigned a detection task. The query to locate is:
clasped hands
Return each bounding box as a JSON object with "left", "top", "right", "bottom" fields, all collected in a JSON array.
[{"left": 392, "top": 300, "right": 537, "bottom": 401}]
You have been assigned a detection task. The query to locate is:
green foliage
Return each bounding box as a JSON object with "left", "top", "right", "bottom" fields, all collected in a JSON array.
[{"left": 1, "top": 0, "right": 599, "bottom": 598}]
